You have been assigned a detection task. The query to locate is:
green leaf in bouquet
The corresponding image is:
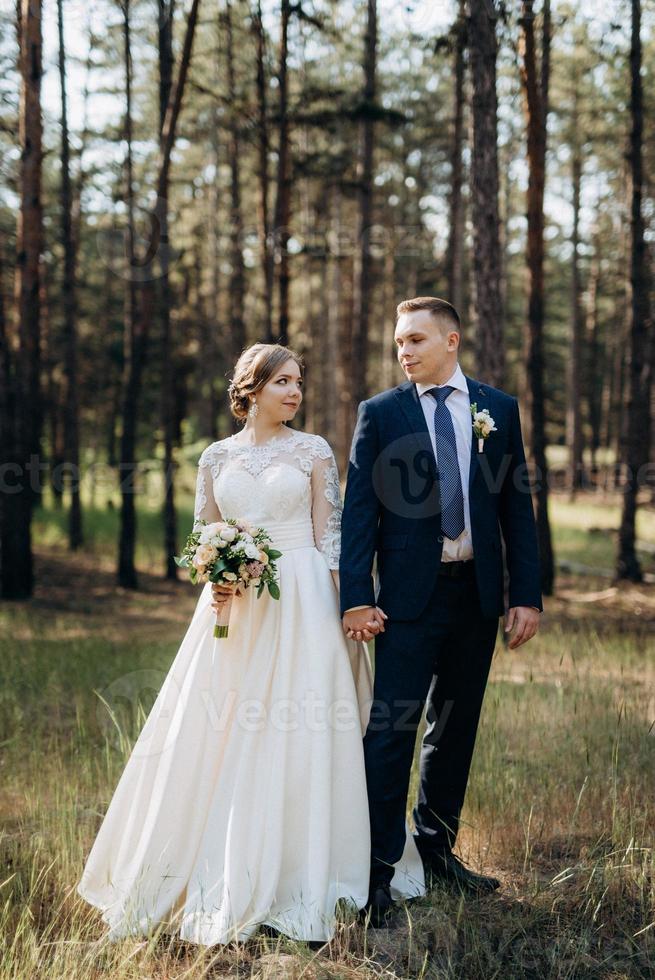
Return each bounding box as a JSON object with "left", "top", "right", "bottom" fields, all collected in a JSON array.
[
  {"left": 268, "top": 580, "right": 281, "bottom": 600},
  {"left": 174, "top": 555, "right": 188, "bottom": 567},
  {"left": 266, "top": 549, "right": 283, "bottom": 560},
  {"left": 209, "top": 560, "right": 228, "bottom": 581}
]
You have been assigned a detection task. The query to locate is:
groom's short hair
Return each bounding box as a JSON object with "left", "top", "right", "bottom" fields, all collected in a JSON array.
[{"left": 395, "top": 296, "right": 460, "bottom": 334}]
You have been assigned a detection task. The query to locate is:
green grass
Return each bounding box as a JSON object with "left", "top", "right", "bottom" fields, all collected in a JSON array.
[
  {"left": 549, "top": 496, "right": 655, "bottom": 574},
  {"left": 1, "top": 493, "right": 654, "bottom": 978}
]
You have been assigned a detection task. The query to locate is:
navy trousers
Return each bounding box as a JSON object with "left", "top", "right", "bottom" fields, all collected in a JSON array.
[{"left": 363, "top": 562, "right": 499, "bottom": 886}]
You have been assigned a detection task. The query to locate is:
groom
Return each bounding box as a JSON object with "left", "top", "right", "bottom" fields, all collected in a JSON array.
[{"left": 339, "top": 296, "right": 542, "bottom": 925}]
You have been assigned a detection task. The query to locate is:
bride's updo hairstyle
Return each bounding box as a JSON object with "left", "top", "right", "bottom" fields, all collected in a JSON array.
[{"left": 228, "top": 343, "right": 304, "bottom": 421}]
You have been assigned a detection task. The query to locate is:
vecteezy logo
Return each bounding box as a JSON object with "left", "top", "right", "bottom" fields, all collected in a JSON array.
[
  {"left": 372, "top": 435, "right": 442, "bottom": 519},
  {"left": 94, "top": 668, "right": 174, "bottom": 759}
]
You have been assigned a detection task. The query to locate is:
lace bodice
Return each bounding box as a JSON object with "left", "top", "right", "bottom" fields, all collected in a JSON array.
[{"left": 192, "top": 427, "right": 342, "bottom": 569}]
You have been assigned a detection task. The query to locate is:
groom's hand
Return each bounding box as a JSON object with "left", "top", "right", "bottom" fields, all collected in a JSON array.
[
  {"left": 342, "top": 606, "right": 388, "bottom": 643},
  {"left": 504, "top": 606, "right": 540, "bottom": 649}
]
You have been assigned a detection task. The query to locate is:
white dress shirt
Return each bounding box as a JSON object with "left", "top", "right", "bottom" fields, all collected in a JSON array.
[{"left": 416, "top": 362, "right": 474, "bottom": 562}]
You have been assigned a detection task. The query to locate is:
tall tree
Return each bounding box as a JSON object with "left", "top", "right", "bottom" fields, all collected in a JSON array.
[
  {"left": 519, "top": 0, "right": 554, "bottom": 595},
  {"left": 468, "top": 0, "right": 504, "bottom": 387},
  {"left": 57, "top": 0, "right": 83, "bottom": 549},
  {"left": 2, "top": 0, "right": 44, "bottom": 599},
  {"left": 272, "top": 0, "right": 291, "bottom": 344},
  {"left": 445, "top": 0, "right": 467, "bottom": 315},
  {"left": 567, "top": 83, "right": 585, "bottom": 496},
  {"left": 616, "top": 0, "right": 653, "bottom": 581},
  {"left": 158, "top": 0, "right": 177, "bottom": 579},
  {"left": 117, "top": 0, "right": 201, "bottom": 587},
  {"left": 225, "top": 0, "right": 246, "bottom": 363},
  {"left": 350, "top": 0, "right": 377, "bottom": 412},
  {"left": 252, "top": 0, "right": 274, "bottom": 341},
  {"left": 117, "top": 0, "right": 146, "bottom": 589}
]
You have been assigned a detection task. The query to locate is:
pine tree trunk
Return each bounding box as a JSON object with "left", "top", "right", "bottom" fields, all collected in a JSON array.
[
  {"left": 519, "top": 0, "right": 554, "bottom": 595},
  {"left": 567, "top": 118, "right": 585, "bottom": 496},
  {"left": 350, "top": 0, "right": 377, "bottom": 416},
  {"left": 4, "top": 0, "right": 43, "bottom": 598},
  {"left": 468, "top": 0, "right": 504, "bottom": 387},
  {"left": 617, "top": 0, "right": 653, "bottom": 581},
  {"left": 253, "top": 0, "right": 274, "bottom": 341},
  {"left": 326, "top": 185, "right": 342, "bottom": 456},
  {"left": 225, "top": 0, "right": 246, "bottom": 362},
  {"left": 273, "top": 0, "right": 291, "bottom": 344},
  {"left": 57, "top": 0, "right": 83, "bottom": 549},
  {"left": 158, "top": 0, "right": 178, "bottom": 579},
  {"left": 586, "top": 223, "right": 601, "bottom": 480},
  {"left": 446, "top": 0, "right": 466, "bottom": 315},
  {"left": 118, "top": 0, "right": 146, "bottom": 590}
]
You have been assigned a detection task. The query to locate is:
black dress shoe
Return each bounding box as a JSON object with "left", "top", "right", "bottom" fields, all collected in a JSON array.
[
  {"left": 361, "top": 881, "right": 396, "bottom": 928},
  {"left": 418, "top": 845, "right": 500, "bottom": 895}
]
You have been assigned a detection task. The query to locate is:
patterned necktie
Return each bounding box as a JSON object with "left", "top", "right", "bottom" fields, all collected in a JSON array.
[{"left": 428, "top": 385, "right": 465, "bottom": 540}]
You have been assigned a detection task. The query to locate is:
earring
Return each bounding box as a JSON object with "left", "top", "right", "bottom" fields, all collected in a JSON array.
[{"left": 248, "top": 399, "right": 259, "bottom": 419}]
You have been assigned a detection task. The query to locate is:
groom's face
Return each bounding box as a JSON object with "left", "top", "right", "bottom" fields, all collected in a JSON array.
[{"left": 394, "top": 310, "right": 459, "bottom": 385}]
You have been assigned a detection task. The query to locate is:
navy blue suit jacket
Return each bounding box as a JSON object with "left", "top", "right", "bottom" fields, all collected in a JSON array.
[{"left": 339, "top": 377, "right": 543, "bottom": 621}]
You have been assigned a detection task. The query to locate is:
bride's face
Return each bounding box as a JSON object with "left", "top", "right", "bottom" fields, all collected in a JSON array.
[{"left": 254, "top": 358, "right": 303, "bottom": 422}]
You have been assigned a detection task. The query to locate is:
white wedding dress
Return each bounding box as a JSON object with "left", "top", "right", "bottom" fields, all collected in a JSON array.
[{"left": 77, "top": 426, "right": 424, "bottom": 945}]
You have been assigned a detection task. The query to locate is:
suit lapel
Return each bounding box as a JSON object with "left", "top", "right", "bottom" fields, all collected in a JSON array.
[
  {"left": 466, "top": 376, "right": 483, "bottom": 497},
  {"left": 393, "top": 382, "right": 438, "bottom": 483}
]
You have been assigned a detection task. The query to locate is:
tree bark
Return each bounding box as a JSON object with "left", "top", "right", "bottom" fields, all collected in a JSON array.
[
  {"left": 445, "top": 0, "right": 467, "bottom": 315},
  {"left": 519, "top": 0, "right": 554, "bottom": 595},
  {"left": 252, "top": 0, "right": 274, "bottom": 341},
  {"left": 225, "top": 0, "right": 246, "bottom": 363},
  {"left": 586, "top": 221, "right": 602, "bottom": 479},
  {"left": 158, "top": 0, "right": 178, "bottom": 579},
  {"left": 567, "top": 109, "right": 585, "bottom": 496},
  {"left": 616, "top": 0, "right": 653, "bottom": 581},
  {"left": 57, "top": 0, "right": 83, "bottom": 549},
  {"left": 468, "top": 0, "right": 504, "bottom": 387},
  {"left": 117, "top": 0, "right": 146, "bottom": 589},
  {"left": 273, "top": 0, "right": 291, "bottom": 344},
  {"left": 350, "top": 0, "right": 377, "bottom": 416},
  {"left": 3, "top": 0, "right": 43, "bottom": 598}
]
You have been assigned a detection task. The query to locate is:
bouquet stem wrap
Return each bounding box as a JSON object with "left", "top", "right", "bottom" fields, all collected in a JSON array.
[{"left": 214, "top": 592, "right": 234, "bottom": 639}]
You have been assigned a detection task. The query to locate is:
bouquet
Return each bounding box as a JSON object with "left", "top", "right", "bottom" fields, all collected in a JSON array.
[{"left": 175, "top": 518, "right": 282, "bottom": 638}]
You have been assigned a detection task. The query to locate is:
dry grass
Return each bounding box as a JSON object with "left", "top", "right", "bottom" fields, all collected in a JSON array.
[{"left": 1, "top": 500, "right": 654, "bottom": 979}]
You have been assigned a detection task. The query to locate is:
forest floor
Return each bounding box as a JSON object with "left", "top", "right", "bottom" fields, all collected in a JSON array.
[{"left": 1, "top": 490, "right": 654, "bottom": 978}]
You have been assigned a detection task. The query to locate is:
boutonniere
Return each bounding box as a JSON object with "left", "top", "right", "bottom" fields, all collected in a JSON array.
[{"left": 470, "top": 403, "right": 497, "bottom": 453}]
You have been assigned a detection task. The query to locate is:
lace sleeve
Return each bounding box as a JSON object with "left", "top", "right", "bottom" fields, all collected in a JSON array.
[
  {"left": 309, "top": 437, "right": 342, "bottom": 570},
  {"left": 193, "top": 444, "right": 223, "bottom": 530}
]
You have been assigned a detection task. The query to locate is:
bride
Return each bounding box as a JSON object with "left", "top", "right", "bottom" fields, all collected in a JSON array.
[{"left": 77, "top": 343, "right": 424, "bottom": 946}]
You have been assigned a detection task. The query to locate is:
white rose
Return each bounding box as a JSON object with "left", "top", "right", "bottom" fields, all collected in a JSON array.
[
  {"left": 211, "top": 536, "right": 227, "bottom": 548},
  {"left": 474, "top": 410, "right": 496, "bottom": 436},
  {"left": 219, "top": 526, "right": 237, "bottom": 542},
  {"left": 199, "top": 521, "right": 222, "bottom": 543},
  {"left": 196, "top": 543, "right": 217, "bottom": 565},
  {"left": 245, "top": 543, "right": 261, "bottom": 560},
  {"left": 223, "top": 571, "right": 237, "bottom": 581}
]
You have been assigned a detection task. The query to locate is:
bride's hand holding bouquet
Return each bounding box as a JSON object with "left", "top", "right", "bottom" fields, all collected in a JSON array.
[{"left": 175, "top": 518, "right": 282, "bottom": 638}]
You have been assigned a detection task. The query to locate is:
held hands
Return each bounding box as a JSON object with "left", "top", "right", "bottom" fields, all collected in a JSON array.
[
  {"left": 211, "top": 581, "right": 245, "bottom": 614},
  {"left": 504, "top": 606, "right": 540, "bottom": 649},
  {"left": 342, "top": 606, "right": 388, "bottom": 643}
]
